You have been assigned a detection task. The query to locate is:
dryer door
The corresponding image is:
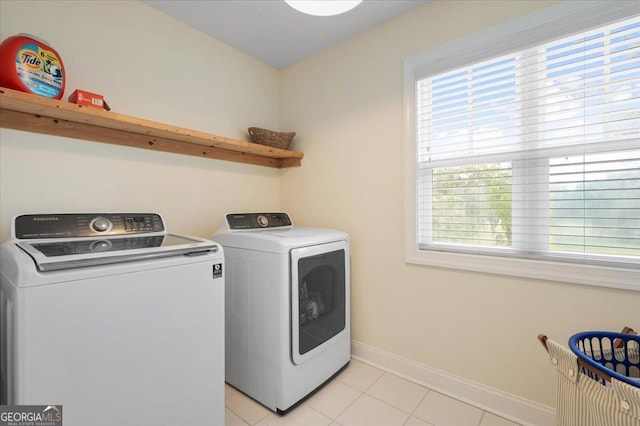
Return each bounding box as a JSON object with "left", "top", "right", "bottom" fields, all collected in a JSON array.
[{"left": 291, "top": 240, "right": 349, "bottom": 365}]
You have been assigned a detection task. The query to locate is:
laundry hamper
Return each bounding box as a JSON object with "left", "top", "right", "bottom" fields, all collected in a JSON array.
[
  {"left": 538, "top": 331, "right": 640, "bottom": 426},
  {"left": 569, "top": 332, "right": 640, "bottom": 388}
]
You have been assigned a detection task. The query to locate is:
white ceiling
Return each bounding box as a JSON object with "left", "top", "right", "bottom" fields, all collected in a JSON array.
[{"left": 143, "top": 0, "right": 429, "bottom": 69}]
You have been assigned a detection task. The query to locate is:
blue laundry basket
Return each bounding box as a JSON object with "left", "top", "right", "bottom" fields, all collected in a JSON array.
[{"left": 569, "top": 331, "right": 640, "bottom": 388}]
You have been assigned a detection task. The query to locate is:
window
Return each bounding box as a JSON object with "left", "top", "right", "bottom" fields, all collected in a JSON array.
[{"left": 404, "top": 1, "right": 640, "bottom": 290}]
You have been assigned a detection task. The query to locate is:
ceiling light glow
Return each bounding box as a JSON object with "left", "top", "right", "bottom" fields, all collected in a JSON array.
[{"left": 285, "top": 0, "right": 363, "bottom": 17}]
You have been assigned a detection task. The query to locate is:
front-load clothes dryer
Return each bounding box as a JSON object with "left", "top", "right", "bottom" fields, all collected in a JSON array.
[
  {"left": 0, "top": 213, "right": 225, "bottom": 426},
  {"left": 214, "top": 212, "right": 350, "bottom": 413}
]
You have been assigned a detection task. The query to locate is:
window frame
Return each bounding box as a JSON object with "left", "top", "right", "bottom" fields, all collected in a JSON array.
[{"left": 403, "top": 0, "right": 640, "bottom": 291}]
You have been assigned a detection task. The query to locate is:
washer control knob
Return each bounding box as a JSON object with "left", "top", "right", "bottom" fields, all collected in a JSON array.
[
  {"left": 91, "top": 217, "right": 111, "bottom": 232},
  {"left": 257, "top": 215, "right": 269, "bottom": 227}
]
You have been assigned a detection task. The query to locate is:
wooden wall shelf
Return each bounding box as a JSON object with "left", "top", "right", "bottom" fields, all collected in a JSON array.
[{"left": 0, "top": 87, "right": 303, "bottom": 168}]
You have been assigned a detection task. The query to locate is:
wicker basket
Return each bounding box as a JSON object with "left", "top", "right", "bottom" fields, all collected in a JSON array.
[{"left": 248, "top": 127, "right": 296, "bottom": 150}]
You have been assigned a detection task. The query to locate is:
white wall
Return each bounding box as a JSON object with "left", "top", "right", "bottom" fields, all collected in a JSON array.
[
  {"left": 3, "top": 0, "right": 638, "bottom": 412},
  {"left": 280, "top": 0, "right": 640, "bottom": 408},
  {"left": 0, "top": 0, "right": 282, "bottom": 240}
]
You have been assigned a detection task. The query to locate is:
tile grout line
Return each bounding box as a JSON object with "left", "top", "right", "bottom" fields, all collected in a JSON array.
[
  {"left": 331, "top": 366, "right": 387, "bottom": 423},
  {"left": 302, "top": 378, "right": 362, "bottom": 423},
  {"left": 363, "top": 369, "right": 386, "bottom": 392},
  {"left": 362, "top": 372, "right": 433, "bottom": 418},
  {"left": 359, "top": 391, "right": 419, "bottom": 424},
  {"left": 478, "top": 409, "right": 487, "bottom": 426},
  {"left": 224, "top": 396, "right": 248, "bottom": 425},
  {"left": 331, "top": 369, "right": 381, "bottom": 421},
  {"left": 225, "top": 392, "right": 270, "bottom": 426},
  {"left": 338, "top": 365, "right": 439, "bottom": 425},
  {"left": 303, "top": 402, "right": 341, "bottom": 425},
  {"left": 335, "top": 388, "right": 366, "bottom": 422},
  {"left": 407, "top": 387, "right": 432, "bottom": 425}
]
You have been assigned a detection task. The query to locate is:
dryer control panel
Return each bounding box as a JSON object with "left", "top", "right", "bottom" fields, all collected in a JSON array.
[
  {"left": 14, "top": 213, "right": 165, "bottom": 239},
  {"left": 226, "top": 213, "right": 292, "bottom": 230}
]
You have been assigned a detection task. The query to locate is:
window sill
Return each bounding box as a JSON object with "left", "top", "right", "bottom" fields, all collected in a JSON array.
[{"left": 404, "top": 248, "right": 639, "bottom": 292}]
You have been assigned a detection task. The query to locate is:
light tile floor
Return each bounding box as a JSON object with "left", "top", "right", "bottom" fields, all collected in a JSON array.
[{"left": 225, "top": 359, "right": 522, "bottom": 426}]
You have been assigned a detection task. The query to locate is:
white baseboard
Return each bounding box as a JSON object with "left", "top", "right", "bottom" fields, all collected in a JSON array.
[{"left": 351, "top": 340, "right": 555, "bottom": 426}]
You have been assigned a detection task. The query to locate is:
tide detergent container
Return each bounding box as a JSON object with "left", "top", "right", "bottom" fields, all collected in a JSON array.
[{"left": 0, "top": 34, "right": 65, "bottom": 99}]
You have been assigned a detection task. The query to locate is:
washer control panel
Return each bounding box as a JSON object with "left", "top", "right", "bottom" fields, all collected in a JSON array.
[
  {"left": 226, "top": 213, "right": 292, "bottom": 230},
  {"left": 15, "top": 213, "right": 165, "bottom": 239}
]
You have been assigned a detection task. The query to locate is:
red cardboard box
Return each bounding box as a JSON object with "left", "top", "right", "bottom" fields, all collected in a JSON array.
[{"left": 68, "top": 89, "right": 110, "bottom": 111}]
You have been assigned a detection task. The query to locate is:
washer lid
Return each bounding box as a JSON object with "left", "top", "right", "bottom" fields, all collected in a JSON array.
[{"left": 17, "top": 233, "right": 218, "bottom": 271}]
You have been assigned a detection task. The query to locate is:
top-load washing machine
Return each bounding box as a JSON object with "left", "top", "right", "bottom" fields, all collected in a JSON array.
[
  {"left": 0, "top": 213, "right": 225, "bottom": 426},
  {"left": 214, "top": 212, "right": 350, "bottom": 413}
]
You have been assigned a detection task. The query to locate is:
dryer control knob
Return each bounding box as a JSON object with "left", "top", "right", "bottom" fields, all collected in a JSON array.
[
  {"left": 91, "top": 217, "right": 111, "bottom": 232},
  {"left": 257, "top": 215, "right": 269, "bottom": 227}
]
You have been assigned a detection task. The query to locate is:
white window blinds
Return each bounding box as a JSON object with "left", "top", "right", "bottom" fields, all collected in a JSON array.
[{"left": 415, "top": 16, "right": 640, "bottom": 268}]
